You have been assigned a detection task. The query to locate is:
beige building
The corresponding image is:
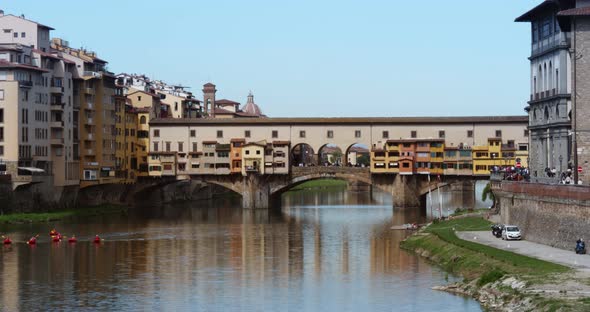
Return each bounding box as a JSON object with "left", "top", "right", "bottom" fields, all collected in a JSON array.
[{"left": 0, "top": 14, "right": 78, "bottom": 189}]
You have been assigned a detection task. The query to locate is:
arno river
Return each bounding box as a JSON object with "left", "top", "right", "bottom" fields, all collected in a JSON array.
[{"left": 0, "top": 184, "right": 487, "bottom": 311}]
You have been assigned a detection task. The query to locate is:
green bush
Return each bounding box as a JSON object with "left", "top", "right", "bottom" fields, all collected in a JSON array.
[{"left": 477, "top": 269, "right": 505, "bottom": 287}]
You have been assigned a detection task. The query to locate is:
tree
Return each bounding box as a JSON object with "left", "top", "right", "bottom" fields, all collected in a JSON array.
[{"left": 482, "top": 182, "right": 495, "bottom": 203}]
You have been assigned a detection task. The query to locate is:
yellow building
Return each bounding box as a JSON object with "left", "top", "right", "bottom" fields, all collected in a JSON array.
[
  {"left": 242, "top": 141, "right": 266, "bottom": 176},
  {"left": 136, "top": 109, "right": 150, "bottom": 176}
]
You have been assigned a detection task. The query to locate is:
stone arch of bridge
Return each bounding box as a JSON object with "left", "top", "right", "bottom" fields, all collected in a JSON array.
[
  {"left": 344, "top": 142, "right": 370, "bottom": 166},
  {"left": 270, "top": 172, "right": 375, "bottom": 196},
  {"left": 317, "top": 143, "right": 345, "bottom": 166},
  {"left": 291, "top": 143, "right": 316, "bottom": 166}
]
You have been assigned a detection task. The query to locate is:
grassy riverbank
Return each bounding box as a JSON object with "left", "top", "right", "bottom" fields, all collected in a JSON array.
[
  {"left": 288, "top": 179, "right": 347, "bottom": 191},
  {"left": 0, "top": 204, "right": 127, "bottom": 224},
  {"left": 402, "top": 217, "right": 590, "bottom": 311}
]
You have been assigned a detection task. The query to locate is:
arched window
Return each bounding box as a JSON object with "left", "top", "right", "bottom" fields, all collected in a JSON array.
[
  {"left": 544, "top": 106, "right": 549, "bottom": 120},
  {"left": 549, "top": 62, "right": 553, "bottom": 91},
  {"left": 556, "top": 104, "right": 560, "bottom": 118},
  {"left": 543, "top": 63, "right": 547, "bottom": 92},
  {"left": 533, "top": 76, "right": 537, "bottom": 96},
  {"left": 538, "top": 65, "right": 543, "bottom": 93},
  {"left": 140, "top": 115, "right": 147, "bottom": 124},
  {"left": 555, "top": 69, "right": 559, "bottom": 93},
  {"left": 533, "top": 108, "right": 537, "bottom": 120}
]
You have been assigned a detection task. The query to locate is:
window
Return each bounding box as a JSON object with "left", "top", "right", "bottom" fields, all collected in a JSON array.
[
  {"left": 382, "top": 131, "right": 389, "bottom": 139},
  {"left": 355, "top": 130, "right": 361, "bottom": 138},
  {"left": 21, "top": 32, "right": 25, "bottom": 38},
  {"left": 217, "top": 130, "right": 223, "bottom": 138},
  {"left": 0, "top": 89, "right": 4, "bottom": 100},
  {"left": 137, "top": 96, "right": 142, "bottom": 101},
  {"left": 495, "top": 130, "right": 502, "bottom": 138},
  {"left": 153, "top": 129, "right": 160, "bottom": 137},
  {"left": 524, "top": 129, "right": 529, "bottom": 136},
  {"left": 327, "top": 130, "right": 333, "bottom": 138},
  {"left": 272, "top": 130, "right": 278, "bottom": 138},
  {"left": 300, "top": 130, "right": 306, "bottom": 138},
  {"left": 153, "top": 142, "right": 159, "bottom": 152},
  {"left": 192, "top": 142, "right": 197, "bottom": 152},
  {"left": 256, "top": 150, "right": 261, "bottom": 155},
  {"left": 411, "top": 130, "right": 417, "bottom": 138},
  {"left": 0, "top": 146, "right": 3, "bottom": 156},
  {"left": 140, "top": 116, "right": 146, "bottom": 124},
  {"left": 402, "top": 162, "right": 410, "bottom": 168},
  {"left": 178, "top": 142, "right": 183, "bottom": 152},
  {"left": 166, "top": 142, "right": 171, "bottom": 152},
  {"left": 245, "top": 150, "right": 250, "bottom": 155},
  {"left": 438, "top": 130, "right": 445, "bottom": 139},
  {"left": 190, "top": 130, "right": 196, "bottom": 137},
  {"left": 13, "top": 32, "right": 17, "bottom": 38},
  {"left": 0, "top": 127, "right": 3, "bottom": 141},
  {"left": 467, "top": 130, "right": 473, "bottom": 138},
  {"left": 245, "top": 130, "right": 251, "bottom": 138}
]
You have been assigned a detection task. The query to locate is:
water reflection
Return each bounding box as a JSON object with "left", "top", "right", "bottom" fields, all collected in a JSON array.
[{"left": 0, "top": 188, "right": 481, "bottom": 311}]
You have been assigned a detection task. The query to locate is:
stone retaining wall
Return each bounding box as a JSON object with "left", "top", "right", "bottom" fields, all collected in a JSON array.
[{"left": 495, "top": 182, "right": 590, "bottom": 250}]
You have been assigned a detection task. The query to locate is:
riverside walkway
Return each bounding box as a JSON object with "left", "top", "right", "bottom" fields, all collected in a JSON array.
[{"left": 458, "top": 231, "right": 590, "bottom": 272}]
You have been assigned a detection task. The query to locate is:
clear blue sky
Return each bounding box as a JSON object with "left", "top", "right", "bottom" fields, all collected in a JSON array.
[{"left": 3, "top": 0, "right": 539, "bottom": 117}]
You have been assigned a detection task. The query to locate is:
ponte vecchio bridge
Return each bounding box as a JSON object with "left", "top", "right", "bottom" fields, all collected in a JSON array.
[{"left": 146, "top": 116, "right": 528, "bottom": 209}]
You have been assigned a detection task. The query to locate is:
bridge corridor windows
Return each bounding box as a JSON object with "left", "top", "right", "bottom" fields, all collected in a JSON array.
[
  {"left": 292, "top": 143, "right": 315, "bottom": 167},
  {"left": 355, "top": 130, "right": 361, "bottom": 138},
  {"left": 272, "top": 130, "right": 278, "bottom": 138},
  {"left": 346, "top": 143, "right": 369, "bottom": 167},
  {"left": 319, "top": 144, "right": 343, "bottom": 166},
  {"left": 299, "top": 130, "right": 306, "bottom": 138},
  {"left": 327, "top": 130, "right": 333, "bottom": 138},
  {"left": 382, "top": 131, "right": 389, "bottom": 139}
]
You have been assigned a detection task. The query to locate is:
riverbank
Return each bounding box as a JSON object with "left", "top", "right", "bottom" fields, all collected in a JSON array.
[
  {"left": 0, "top": 204, "right": 127, "bottom": 224},
  {"left": 401, "top": 217, "right": 590, "bottom": 311},
  {"left": 287, "top": 179, "right": 347, "bottom": 191}
]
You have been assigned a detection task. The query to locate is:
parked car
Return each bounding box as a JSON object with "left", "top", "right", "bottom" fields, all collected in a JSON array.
[{"left": 502, "top": 225, "right": 522, "bottom": 241}]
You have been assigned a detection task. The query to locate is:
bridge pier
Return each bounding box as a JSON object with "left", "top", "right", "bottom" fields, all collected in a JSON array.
[
  {"left": 391, "top": 175, "right": 423, "bottom": 208},
  {"left": 242, "top": 174, "right": 271, "bottom": 209},
  {"left": 450, "top": 180, "right": 475, "bottom": 210}
]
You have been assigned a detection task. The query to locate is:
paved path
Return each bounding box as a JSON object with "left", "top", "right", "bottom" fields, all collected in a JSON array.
[{"left": 457, "top": 231, "right": 590, "bottom": 271}]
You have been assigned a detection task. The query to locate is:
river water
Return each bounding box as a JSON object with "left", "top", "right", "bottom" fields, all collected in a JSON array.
[{"left": 0, "top": 187, "right": 482, "bottom": 311}]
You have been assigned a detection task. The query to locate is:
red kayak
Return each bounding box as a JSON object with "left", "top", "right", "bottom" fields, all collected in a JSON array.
[
  {"left": 49, "top": 229, "right": 59, "bottom": 237},
  {"left": 68, "top": 236, "right": 77, "bottom": 243},
  {"left": 3, "top": 237, "right": 11, "bottom": 245},
  {"left": 52, "top": 236, "right": 61, "bottom": 242},
  {"left": 93, "top": 235, "right": 102, "bottom": 244},
  {"left": 27, "top": 237, "right": 37, "bottom": 245}
]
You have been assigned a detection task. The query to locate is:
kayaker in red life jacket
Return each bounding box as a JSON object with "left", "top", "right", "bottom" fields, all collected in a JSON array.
[
  {"left": 68, "top": 235, "right": 77, "bottom": 243},
  {"left": 93, "top": 235, "right": 102, "bottom": 244},
  {"left": 52, "top": 235, "right": 61, "bottom": 242},
  {"left": 49, "top": 229, "right": 58, "bottom": 237},
  {"left": 2, "top": 236, "right": 11, "bottom": 245},
  {"left": 27, "top": 236, "right": 38, "bottom": 245}
]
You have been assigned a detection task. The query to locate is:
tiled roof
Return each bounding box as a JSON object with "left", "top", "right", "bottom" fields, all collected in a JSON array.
[
  {"left": 216, "top": 99, "right": 239, "bottom": 105},
  {"left": 0, "top": 60, "right": 49, "bottom": 72},
  {"left": 213, "top": 107, "right": 235, "bottom": 115},
  {"left": 515, "top": 0, "right": 557, "bottom": 22},
  {"left": 557, "top": 6, "right": 590, "bottom": 16},
  {"left": 272, "top": 141, "right": 291, "bottom": 146}
]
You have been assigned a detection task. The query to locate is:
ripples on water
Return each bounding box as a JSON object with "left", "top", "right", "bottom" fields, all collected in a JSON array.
[{"left": 0, "top": 187, "right": 481, "bottom": 311}]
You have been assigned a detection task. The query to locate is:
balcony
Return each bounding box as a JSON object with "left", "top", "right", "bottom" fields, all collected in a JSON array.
[
  {"left": 85, "top": 88, "right": 95, "bottom": 95},
  {"left": 85, "top": 149, "right": 95, "bottom": 155},
  {"left": 50, "top": 138, "right": 64, "bottom": 146},
  {"left": 86, "top": 102, "right": 94, "bottom": 110},
  {"left": 50, "top": 121, "right": 64, "bottom": 128},
  {"left": 85, "top": 117, "right": 94, "bottom": 125},
  {"left": 85, "top": 133, "right": 95, "bottom": 141},
  {"left": 83, "top": 71, "right": 102, "bottom": 79},
  {"left": 50, "top": 86, "right": 64, "bottom": 94},
  {"left": 19, "top": 80, "right": 33, "bottom": 88},
  {"left": 50, "top": 103, "right": 64, "bottom": 111},
  {"left": 85, "top": 162, "right": 99, "bottom": 168}
]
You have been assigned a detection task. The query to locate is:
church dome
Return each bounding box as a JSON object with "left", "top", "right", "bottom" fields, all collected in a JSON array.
[{"left": 241, "top": 92, "right": 263, "bottom": 116}]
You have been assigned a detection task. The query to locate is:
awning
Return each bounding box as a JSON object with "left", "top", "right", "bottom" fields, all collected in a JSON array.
[{"left": 18, "top": 167, "right": 45, "bottom": 173}]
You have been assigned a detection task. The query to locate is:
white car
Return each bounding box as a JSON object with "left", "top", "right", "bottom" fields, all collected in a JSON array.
[{"left": 502, "top": 225, "right": 522, "bottom": 241}]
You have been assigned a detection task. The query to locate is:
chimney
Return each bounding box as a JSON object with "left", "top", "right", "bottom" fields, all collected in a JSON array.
[{"left": 0, "top": 10, "right": 5, "bottom": 16}]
